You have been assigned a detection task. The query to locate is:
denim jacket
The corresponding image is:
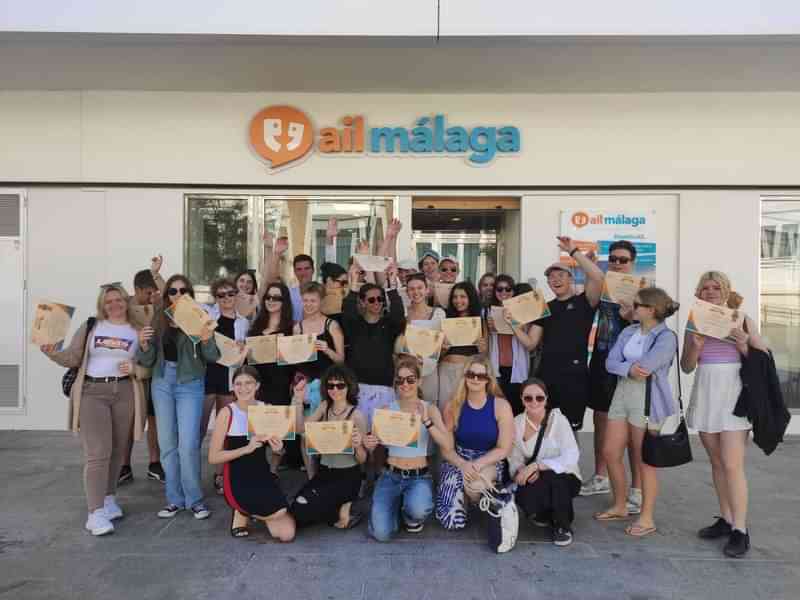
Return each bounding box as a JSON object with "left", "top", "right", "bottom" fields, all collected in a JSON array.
[{"left": 605, "top": 322, "right": 678, "bottom": 423}]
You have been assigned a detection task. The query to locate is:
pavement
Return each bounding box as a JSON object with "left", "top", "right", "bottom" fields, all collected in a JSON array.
[{"left": 0, "top": 431, "right": 798, "bottom": 600}]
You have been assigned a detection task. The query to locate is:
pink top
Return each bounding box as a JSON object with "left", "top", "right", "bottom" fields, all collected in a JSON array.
[{"left": 699, "top": 336, "right": 741, "bottom": 364}]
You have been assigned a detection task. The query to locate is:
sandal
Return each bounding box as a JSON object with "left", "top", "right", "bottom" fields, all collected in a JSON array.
[
  {"left": 214, "top": 474, "right": 224, "bottom": 496},
  {"left": 593, "top": 510, "right": 630, "bottom": 522},
  {"left": 230, "top": 527, "right": 250, "bottom": 538},
  {"left": 334, "top": 510, "right": 363, "bottom": 530},
  {"left": 625, "top": 523, "right": 657, "bottom": 537}
]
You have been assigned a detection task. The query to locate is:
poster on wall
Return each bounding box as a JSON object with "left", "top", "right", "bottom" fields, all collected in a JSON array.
[{"left": 559, "top": 209, "right": 656, "bottom": 288}]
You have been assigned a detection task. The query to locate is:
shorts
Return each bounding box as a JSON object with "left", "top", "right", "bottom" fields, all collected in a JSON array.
[
  {"left": 608, "top": 376, "right": 663, "bottom": 430},
  {"left": 538, "top": 362, "right": 590, "bottom": 430},
  {"left": 587, "top": 350, "right": 617, "bottom": 413}
]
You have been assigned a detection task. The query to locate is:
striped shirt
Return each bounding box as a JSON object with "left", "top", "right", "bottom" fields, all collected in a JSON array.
[{"left": 699, "top": 336, "right": 741, "bottom": 364}]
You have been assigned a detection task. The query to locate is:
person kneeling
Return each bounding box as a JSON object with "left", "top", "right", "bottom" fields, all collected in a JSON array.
[
  {"left": 208, "top": 366, "right": 295, "bottom": 542},
  {"left": 367, "top": 358, "right": 451, "bottom": 541},
  {"left": 510, "top": 378, "right": 581, "bottom": 547}
]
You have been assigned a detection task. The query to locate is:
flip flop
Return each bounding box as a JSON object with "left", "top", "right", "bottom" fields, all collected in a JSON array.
[
  {"left": 230, "top": 527, "right": 250, "bottom": 538},
  {"left": 625, "top": 524, "right": 657, "bottom": 537},
  {"left": 593, "top": 510, "right": 630, "bottom": 521}
]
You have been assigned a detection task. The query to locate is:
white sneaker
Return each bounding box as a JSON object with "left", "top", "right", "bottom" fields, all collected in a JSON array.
[
  {"left": 626, "top": 488, "right": 642, "bottom": 515},
  {"left": 191, "top": 504, "right": 211, "bottom": 520},
  {"left": 85, "top": 509, "right": 114, "bottom": 536},
  {"left": 579, "top": 475, "right": 610, "bottom": 496},
  {"left": 103, "top": 495, "right": 123, "bottom": 521}
]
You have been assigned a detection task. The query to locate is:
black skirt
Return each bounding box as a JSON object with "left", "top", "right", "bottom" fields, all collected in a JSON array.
[{"left": 223, "top": 435, "right": 288, "bottom": 518}]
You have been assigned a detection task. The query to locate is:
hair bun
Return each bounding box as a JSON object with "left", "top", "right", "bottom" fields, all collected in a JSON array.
[
  {"left": 727, "top": 291, "right": 743, "bottom": 309},
  {"left": 664, "top": 300, "right": 680, "bottom": 319}
]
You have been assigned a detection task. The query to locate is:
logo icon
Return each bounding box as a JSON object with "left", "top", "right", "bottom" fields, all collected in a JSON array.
[
  {"left": 249, "top": 105, "right": 313, "bottom": 169},
  {"left": 571, "top": 211, "right": 590, "bottom": 228}
]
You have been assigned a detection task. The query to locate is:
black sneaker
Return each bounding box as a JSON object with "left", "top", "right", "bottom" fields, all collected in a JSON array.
[
  {"left": 698, "top": 517, "right": 733, "bottom": 540},
  {"left": 147, "top": 462, "right": 165, "bottom": 483},
  {"left": 529, "top": 513, "right": 551, "bottom": 528},
  {"left": 117, "top": 465, "right": 133, "bottom": 486},
  {"left": 157, "top": 504, "right": 183, "bottom": 519},
  {"left": 553, "top": 527, "right": 573, "bottom": 547},
  {"left": 723, "top": 529, "right": 750, "bottom": 558}
]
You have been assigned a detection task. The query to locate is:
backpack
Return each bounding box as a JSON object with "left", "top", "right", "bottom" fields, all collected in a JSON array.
[
  {"left": 61, "top": 317, "right": 96, "bottom": 397},
  {"left": 480, "top": 482, "right": 519, "bottom": 554}
]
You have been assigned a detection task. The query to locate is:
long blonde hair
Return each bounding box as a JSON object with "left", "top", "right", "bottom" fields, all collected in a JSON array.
[
  {"left": 449, "top": 355, "right": 504, "bottom": 426},
  {"left": 695, "top": 271, "right": 743, "bottom": 309}
]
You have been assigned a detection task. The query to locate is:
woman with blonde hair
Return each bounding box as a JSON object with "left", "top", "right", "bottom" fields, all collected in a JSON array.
[
  {"left": 435, "top": 355, "right": 514, "bottom": 530},
  {"left": 41, "top": 283, "right": 145, "bottom": 535},
  {"left": 681, "top": 271, "right": 767, "bottom": 558}
]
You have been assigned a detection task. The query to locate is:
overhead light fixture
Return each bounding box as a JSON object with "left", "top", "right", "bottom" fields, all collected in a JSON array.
[{"left": 451, "top": 217, "right": 461, "bottom": 222}]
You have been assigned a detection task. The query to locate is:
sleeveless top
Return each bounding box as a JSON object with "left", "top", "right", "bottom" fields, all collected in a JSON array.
[
  {"left": 227, "top": 402, "right": 257, "bottom": 437},
  {"left": 386, "top": 398, "right": 430, "bottom": 459},
  {"left": 699, "top": 336, "right": 741, "bottom": 364},
  {"left": 320, "top": 405, "right": 359, "bottom": 469},
  {"left": 455, "top": 395, "right": 499, "bottom": 452},
  {"left": 298, "top": 318, "right": 335, "bottom": 380}
]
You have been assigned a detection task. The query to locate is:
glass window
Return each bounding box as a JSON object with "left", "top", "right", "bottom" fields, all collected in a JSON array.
[{"left": 761, "top": 199, "right": 800, "bottom": 409}]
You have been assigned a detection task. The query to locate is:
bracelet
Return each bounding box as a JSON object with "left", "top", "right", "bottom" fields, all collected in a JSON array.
[
  {"left": 423, "top": 419, "right": 433, "bottom": 429},
  {"left": 569, "top": 247, "right": 579, "bottom": 257}
]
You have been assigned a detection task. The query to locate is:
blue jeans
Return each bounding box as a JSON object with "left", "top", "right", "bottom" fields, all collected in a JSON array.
[
  {"left": 369, "top": 470, "right": 433, "bottom": 542},
  {"left": 152, "top": 363, "right": 205, "bottom": 510}
]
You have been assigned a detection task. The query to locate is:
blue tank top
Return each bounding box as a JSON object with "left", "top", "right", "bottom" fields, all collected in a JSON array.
[
  {"left": 386, "top": 398, "right": 430, "bottom": 459},
  {"left": 455, "top": 395, "right": 499, "bottom": 452}
]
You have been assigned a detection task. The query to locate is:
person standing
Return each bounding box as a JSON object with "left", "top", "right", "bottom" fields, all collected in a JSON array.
[{"left": 41, "top": 283, "right": 145, "bottom": 535}]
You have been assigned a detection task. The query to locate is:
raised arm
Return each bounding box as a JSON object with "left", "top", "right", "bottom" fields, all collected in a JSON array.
[
  {"left": 150, "top": 254, "right": 166, "bottom": 292},
  {"left": 325, "top": 217, "right": 338, "bottom": 264},
  {"left": 557, "top": 236, "right": 605, "bottom": 308}
]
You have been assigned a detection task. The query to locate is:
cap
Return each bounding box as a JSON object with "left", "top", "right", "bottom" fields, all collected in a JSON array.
[
  {"left": 544, "top": 262, "right": 574, "bottom": 277},
  {"left": 439, "top": 255, "right": 459, "bottom": 268},
  {"left": 419, "top": 249, "right": 441, "bottom": 263},
  {"left": 397, "top": 258, "right": 418, "bottom": 271}
]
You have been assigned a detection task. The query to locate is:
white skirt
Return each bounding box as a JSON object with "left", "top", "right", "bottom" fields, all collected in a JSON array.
[{"left": 687, "top": 362, "right": 751, "bottom": 433}]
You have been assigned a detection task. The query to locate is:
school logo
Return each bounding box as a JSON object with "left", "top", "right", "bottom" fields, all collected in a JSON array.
[
  {"left": 249, "top": 105, "right": 521, "bottom": 172},
  {"left": 571, "top": 212, "right": 590, "bottom": 228}
]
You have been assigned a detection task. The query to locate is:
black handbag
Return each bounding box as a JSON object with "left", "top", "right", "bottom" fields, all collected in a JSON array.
[
  {"left": 642, "top": 333, "right": 693, "bottom": 468},
  {"left": 61, "top": 317, "right": 96, "bottom": 397}
]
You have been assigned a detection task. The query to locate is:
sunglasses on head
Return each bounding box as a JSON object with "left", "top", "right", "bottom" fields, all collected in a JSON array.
[
  {"left": 465, "top": 371, "right": 489, "bottom": 382},
  {"left": 608, "top": 256, "right": 632, "bottom": 265},
  {"left": 395, "top": 375, "right": 417, "bottom": 386},
  {"left": 495, "top": 285, "right": 512, "bottom": 293},
  {"left": 100, "top": 281, "right": 122, "bottom": 290},
  {"left": 215, "top": 290, "right": 237, "bottom": 299},
  {"left": 523, "top": 394, "right": 546, "bottom": 403},
  {"left": 365, "top": 296, "right": 384, "bottom": 305},
  {"left": 633, "top": 301, "right": 652, "bottom": 309},
  {"left": 326, "top": 382, "right": 347, "bottom": 391},
  {"left": 167, "top": 287, "right": 188, "bottom": 296},
  {"left": 266, "top": 294, "right": 283, "bottom": 302}
]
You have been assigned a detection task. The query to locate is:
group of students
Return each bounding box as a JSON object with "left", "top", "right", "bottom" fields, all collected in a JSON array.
[{"left": 43, "top": 218, "right": 766, "bottom": 558}]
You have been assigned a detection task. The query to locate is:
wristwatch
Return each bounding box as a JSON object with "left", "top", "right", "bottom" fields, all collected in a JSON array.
[
  {"left": 569, "top": 247, "right": 579, "bottom": 257},
  {"left": 423, "top": 419, "right": 433, "bottom": 429}
]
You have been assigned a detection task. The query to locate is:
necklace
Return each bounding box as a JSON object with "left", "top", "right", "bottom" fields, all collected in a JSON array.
[
  {"left": 329, "top": 404, "right": 349, "bottom": 417},
  {"left": 525, "top": 415, "right": 542, "bottom": 432}
]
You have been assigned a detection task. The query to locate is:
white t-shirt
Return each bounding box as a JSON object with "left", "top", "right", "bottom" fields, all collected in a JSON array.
[
  {"left": 86, "top": 321, "right": 139, "bottom": 378},
  {"left": 622, "top": 328, "right": 647, "bottom": 363}
]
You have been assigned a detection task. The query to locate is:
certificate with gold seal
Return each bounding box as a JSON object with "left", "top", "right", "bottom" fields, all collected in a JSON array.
[
  {"left": 214, "top": 333, "right": 248, "bottom": 367},
  {"left": 441, "top": 317, "right": 482, "bottom": 346},
  {"left": 502, "top": 290, "right": 551, "bottom": 324},
  {"left": 31, "top": 300, "right": 75, "bottom": 350},
  {"left": 277, "top": 334, "right": 317, "bottom": 365},
  {"left": 601, "top": 271, "right": 650, "bottom": 306},
  {"left": 247, "top": 404, "right": 296, "bottom": 440},
  {"left": 686, "top": 297, "right": 744, "bottom": 344},
  {"left": 405, "top": 325, "right": 445, "bottom": 361},
  {"left": 166, "top": 294, "right": 218, "bottom": 342},
  {"left": 246, "top": 334, "right": 278, "bottom": 365},
  {"left": 372, "top": 409, "right": 421, "bottom": 448},
  {"left": 305, "top": 420, "right": 354, "bottom": 455}
]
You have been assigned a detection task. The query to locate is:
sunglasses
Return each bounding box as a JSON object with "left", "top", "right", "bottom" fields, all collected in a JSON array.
[
  {"left": 608, "top": 256, "right": 632, "bottom": 265},
  {"left": 395, "top": 375, "right": 417, "bottom": 386},
  {"left": 440, "top": 267, "right": 457, "bottom": 273},
  {"left": 633, "top": 302, "right": 652, "bottom": 309},
  {"left": 167, "top": 287, "right": 188, "bottom": 296},
  {"left": 326, "top": 382, "right": 347, "bottom": 391},
  {"left": 99, "top": 281, "right": 122, "bottom": 290},
  {"left": 465, "top": 371, "right": 489, "bottom": 382},
  {"left": 523, "top": 394, "right": 546, "bottom": 403},
  {"left": 495, "top": 286, "right": 512, "bottom": 293},
  {"left": 265, "top": 294, "right": 283, "bottom": 302},
  {"left": 365, "top": 296, "right": 384, "bottom": 305},
  {"left": 216, "top": 291, "right": 237, "bottom": 299}
]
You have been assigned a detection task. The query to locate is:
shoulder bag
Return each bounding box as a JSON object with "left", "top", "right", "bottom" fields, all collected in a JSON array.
[{"left": 61, "top": 317, "right": 97, "bottom": 397}]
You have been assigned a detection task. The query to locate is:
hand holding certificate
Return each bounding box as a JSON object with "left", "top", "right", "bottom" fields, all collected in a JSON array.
[
  {"left": 166, "top": 294, "right": 218, "bottom": 342},
  {"left": 277, "top": 334, "right": 318, "bottom": 365},
  {"left": 442, "top": 317, "right": 482, "bottom": 346},
  {"left": 31, "top": 300, "right": 75, "bottom": 349},
  {"left": 372, "top": 409, "right": 421, "bottom": 448},
  {"left": 248, "top": 405, "right": 296, "bottom": 440},
  {"left": 353, "top": 254, "right": 393, "bottom": 273},
  {"left": 490, "top": 306, "right": 514, "bottom": 335},
  {"left": 601, "top": 271, "right": 650, "bottom": 306},
  {"left": 214, "top": 333, "right": 248, "bottom": 367},
  {"left": 246, "top": 335, "right": 278, "bottom": 365},
  {"left": 686, "top": 297, "right": 745, "bottom": 344},
  {"left": 305, "top": 420, "right": 354, "bottom": 455},
  {"left": 405, "top": 325, "right": 445, "bottom": 361},
  {"left": 502, "top": 290, "right": 551, "bottom": 324}
]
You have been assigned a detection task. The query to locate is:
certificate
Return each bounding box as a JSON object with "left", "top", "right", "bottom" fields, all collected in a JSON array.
[
  {"left": 321, "top": 285, "right": 346, "bottom": 316},
  {"left": 235, "top": 294, "right": 258, "bottom": 318},
  {"left": 246, "top": 334, "right": 278, "bottom": 365},
  {"left": 490, "top": 306, "right": 514, "bottom": 335},
  {"left": 502, "top": 290, "right": 551, "bottom": 324},
  {"left": 601, "top": 271, "right": 650, "bottom": 306},
  {"left": 166, "top": 294, "right": 218, "bottom": 342},
  {"left": 353, "top": 254, "right": 392, "bottom": 272},
  {"left": 432, "top": 283, "right": 454, "bottom": 308},
  {"left": 405, "top": 325, "right": 445, "bottom": 361},
  {"left": 31, "top": 300, "right": 75, "bottom": 349},
  {"left": 130, "top": 304, "right": 155, "bottom": 327},
  {"left": 305, "top": 420, "right": 354, "bottom": 455},
  {"left": 248, "top": 404, "right": 296, "bottom": 440},
  {"left": 442, "top": 317, "right": 482, "bottom": 346},
  {"left": 686, "top": 297, "right": 745, "bottom": 344},
  {"left": 277, "top": 334, "right": 318, "bottom": 365},
  {"left": 214, "top": 333, "right": 247, "bottom": 367},
  {"left": 372, "top": 409, "right": 421, "bottom": 448}
]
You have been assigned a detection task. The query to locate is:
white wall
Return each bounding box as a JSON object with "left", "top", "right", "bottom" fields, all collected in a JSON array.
[{"left": 2, "top": 91, "right": 800, "bottom": 186}]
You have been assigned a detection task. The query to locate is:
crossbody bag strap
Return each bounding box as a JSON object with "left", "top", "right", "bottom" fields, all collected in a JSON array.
[
  {"left": 644, "top": 330, "right": 683, "bottom": 422},
  {"left": 524, "top": 409, "right": 551, "bottom": 466}
]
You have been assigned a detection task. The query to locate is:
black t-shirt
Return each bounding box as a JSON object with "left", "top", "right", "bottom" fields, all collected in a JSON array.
[
  {"left": 163, "top": 326, "right": 178, "bottom": 362},
  {"left": 534, "top": 292, "right": 597, "bottom": 373},
  {"left": 205, "top": 316, "right": 236, "bottom": 388}
]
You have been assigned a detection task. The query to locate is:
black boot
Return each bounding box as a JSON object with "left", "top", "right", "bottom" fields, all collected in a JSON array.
[{"left": 723, "top": 529, "right": 750, "bottom": 558}]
